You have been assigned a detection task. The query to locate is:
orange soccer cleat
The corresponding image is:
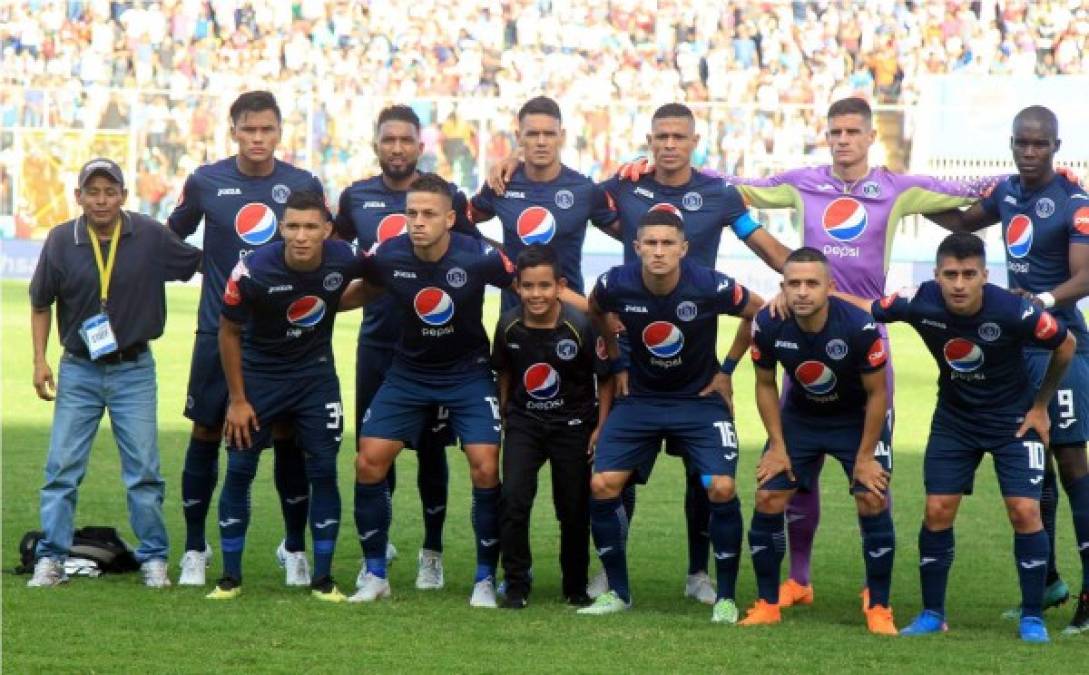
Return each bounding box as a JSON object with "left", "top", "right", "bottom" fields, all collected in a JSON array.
[
  {"left": 739, "top": 599, "right": 782, "bottom": 626},
  {"left": 864, "top": 604, "right": 898, "bottom": 636},
  {"left": 778, "top": 579, "right": 814, "bottom": 608}
]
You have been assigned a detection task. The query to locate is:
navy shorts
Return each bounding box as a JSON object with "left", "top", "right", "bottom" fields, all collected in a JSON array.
[
  {"left": 762, "top": 412, "right": 893, "bottom": 493},
  {"left": 924, "top": 422, "right": 1046, "bottom": 499},
  {"left": 183, "top": 332, "right": 229, "bottom": 428},
  {"left": 356, "top": 340, "right": 452, "bottom": 448},
  {"left": 595, "top": 396, "right": 739, "bottom": 484},
  {"left": 362, "top": 368, "right": 500, "bottom": 446},
  {"left": 1024, "top": 349, "right": 1089, "bottom": 446},
  {"left": 230, "top": 369, "right": 344, "bottom": 458}
]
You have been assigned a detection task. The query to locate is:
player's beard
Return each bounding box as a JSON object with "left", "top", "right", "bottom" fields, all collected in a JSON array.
[{"left": 379, "top": 158, "right": 418, "bottom": 182}]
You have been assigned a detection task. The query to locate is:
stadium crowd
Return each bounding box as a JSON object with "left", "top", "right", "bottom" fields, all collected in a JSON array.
[{"left": 3, "top": 0, "right": 1089, "bottom": 220}]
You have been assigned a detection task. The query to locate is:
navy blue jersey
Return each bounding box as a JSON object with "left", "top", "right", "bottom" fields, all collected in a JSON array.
[
  {"left": 220, "top": 239, "right": 362, "bottom": 376},
  {"left": 364, "top": 232, "right": 515, "bottom": 382},
  {"left": 333, "top": 176, "right": 477, "bottom": 347},
  {"left": 491, "top": 302, "right": 609, "bottom": 423},
  {"left": 592, "top": 259, "right": 750, "bottom": 397},
  {"left": 471, "top": 165, "right": 617, "bottom": 304},
  {"left": 168, "top": 157, "right": 326, "bottom": 335},
  {"left": 872, "top": 281, "right": 1067, "bottom": 437},
  {"left": 752, "top": 296, "right": 887, "bottom": 417},
  {"left": 981, "top": 173, "right": 1089, "bottom": 352},
  {"left": 599, "top": 172, "right": 753, "bottom": 266}
]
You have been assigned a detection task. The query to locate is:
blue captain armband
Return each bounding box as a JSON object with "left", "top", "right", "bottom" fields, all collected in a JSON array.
[{"left": 732, "top": 212, "right": 761, "bottom": 240}]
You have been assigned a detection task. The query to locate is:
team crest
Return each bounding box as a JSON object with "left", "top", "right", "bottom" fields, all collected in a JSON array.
[
  {"left": 323, "top": 272, "right": 344, "bottom": 291},
  {"left": 861, "top": 181, "right": 881, "bottom": 198},
  {"left": 446, "top": 267, "right": 468, "bottom": 288},
  {"left": 1035, "top": 197, "right": 1055, "bottom": 219},
  {"left": 556, "top": 339, "right": 578, "bottom": 361},
  {"left": 825, "top": 339, "right": 849, "bottom": 360},
  {"left": 682, "top": 191, "right": 703, "bottom": 211},
  {"left": 676, "top": 301, "right": 698, "bottom": 322},
  {"left": 554, "top": 189, "right": 575, "bottom": 210},
  {"left": 271, "top": 184, "right": 291, "bottom": 204},
  {"left": 978, "top": 322, "right": 1002, "bottom": 342}
]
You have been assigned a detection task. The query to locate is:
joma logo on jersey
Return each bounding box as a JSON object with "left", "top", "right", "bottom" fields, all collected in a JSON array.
[
  {"left": 363, "top": 201, "right": 387, "bottom": 208},
  {"left": 217, "top": 188, "right": 241, "bottom": 196}
]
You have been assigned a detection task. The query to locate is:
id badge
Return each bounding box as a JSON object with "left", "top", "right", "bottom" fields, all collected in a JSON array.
[{"left": 79, "top": 312, "right": 119, "bottom": 359}]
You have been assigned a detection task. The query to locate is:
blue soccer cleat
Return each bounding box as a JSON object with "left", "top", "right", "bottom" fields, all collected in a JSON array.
[
  {"left": 899, "top": 610, "right": 948, "bottom": 636},
  {"left": 1019, "top": 616, "right": 1050, "bottom": 643}
]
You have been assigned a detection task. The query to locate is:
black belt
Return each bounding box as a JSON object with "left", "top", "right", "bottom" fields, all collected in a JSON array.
[{"left": 69, "top": 342, "right": 148, "bottom": 364}]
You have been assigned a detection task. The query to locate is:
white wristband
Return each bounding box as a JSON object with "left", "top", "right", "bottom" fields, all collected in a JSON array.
[{"left": 1037, "top": 292, "right": 1056, "bottom": 309}]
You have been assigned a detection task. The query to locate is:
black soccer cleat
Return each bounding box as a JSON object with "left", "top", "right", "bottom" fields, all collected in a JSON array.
[
  {"left": 1062, "top": 591, "right": 1089, "bottom": 636},
  {"left": 565, "top": 592, "right": 593, "bottom": 608},
  {"left": 501, "top": 587, "right": 529, "bottom": 610}
]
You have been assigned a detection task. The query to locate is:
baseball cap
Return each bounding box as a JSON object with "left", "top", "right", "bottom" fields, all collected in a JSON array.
[{"left": 78, "top": 158, "right": 125, "bottom": 189}]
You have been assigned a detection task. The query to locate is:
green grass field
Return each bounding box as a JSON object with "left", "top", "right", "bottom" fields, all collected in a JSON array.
[{"left": 1, "top": 279, "right": 1085, "bottom": 673}]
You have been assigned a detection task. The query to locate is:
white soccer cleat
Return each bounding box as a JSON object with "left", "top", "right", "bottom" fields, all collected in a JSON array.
[
  {"left": 348, "top": 572, "right": 391, "bottom": 603},
  {"left": 415, "top": 549, "right": 444, "bottom": 590},
  {"left": 177, "top": 545, "right": 212, "bottom": 586},
  {"left": 386, "top": 542, "right": 398, "bottom": 565},
  {"left": 586, "top": 569, "right": 609, "bottom": 599},
  {"left": 685, "top": 571, "right": 717, "bottom": 605},
  {"left": 276, "top": 540, "right": 311, "bottom": 587},
  {"left": 141, "top": 559, "right": 171, "bottom": 588},
  {"left": 577, "top": 590, "right": 631, "bottom": 615},
  {"left": 470, "top": 577, "right": 498, "bottom": 608},
  {"left": 27, "top": 557, "right": 68, "bottom": 588}
]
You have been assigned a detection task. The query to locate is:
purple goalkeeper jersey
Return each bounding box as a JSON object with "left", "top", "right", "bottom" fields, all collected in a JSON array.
[{"left": 729, "top": 166, "right": 989, "bottom": 298}]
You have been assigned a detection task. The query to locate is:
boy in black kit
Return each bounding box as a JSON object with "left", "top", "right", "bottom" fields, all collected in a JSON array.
[{"left": 493, "top": 245, "right": 615, "bottom": 609}]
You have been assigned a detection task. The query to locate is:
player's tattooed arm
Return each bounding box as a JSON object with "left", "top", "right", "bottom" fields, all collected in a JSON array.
[
  {"left": 742, "top": 227, "right": 791, "bottom": 273},
  {"left": 588, "top": 289, "right": 628, "bottom": 396},
  {"left": 219, "top": 317, "right": 259, "bottom": 449},
  {"left": 927, "top": 202, "right": 997, "bottom": 234},
  {"left": 854, "top": 369, "right": 890, "bottom": 497},
  {"left": 753, "top": 364, "right": 793, "bottom": 486},
  {"left": 829, "top": 290, "right": 878, "bottom": 314},
  {"left": 1019, "top": 331, "right": 1077, "bottom": 448},
  {"left": 338, "top": 278, "right": 385, "bottom": 311}
]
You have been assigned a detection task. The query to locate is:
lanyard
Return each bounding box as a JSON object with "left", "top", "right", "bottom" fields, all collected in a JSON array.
[{"left": 88, "top": 216, "right": 122, "bottom": 306}]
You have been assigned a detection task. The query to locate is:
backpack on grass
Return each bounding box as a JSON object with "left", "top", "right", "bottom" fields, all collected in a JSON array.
[{"left": 14, "top": 526, "right": 140, "bottom": 575}]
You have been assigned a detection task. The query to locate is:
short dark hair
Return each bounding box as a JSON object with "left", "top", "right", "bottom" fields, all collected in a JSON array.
[
  {"left": 651, "top": 102, "right": 694, "bottom": 122},
  {"left": 407, "top": 172, "right": 453, "bottom": 205},
  {"left": 936, "top": 233, "right": 985, "bottom": 263},
  {"left": 229, "top": 90, "right": 281, "bottom": 125},
  {"left": 784, "top": 246, "right": 829, "bottom": 266},
  {"left": 515, "top": 244, "right": 560, "bottom": 280},
  {"left": 637, "top": 207, "right": 685, "bottom": 235},
  {"left": 284, "top": 190, "right": 326, "bottom": 215},
  {"left": 377, "top": 104, "right": 421, "bottom": 132},
  {"left": 1013, "top": 105, "right": 1059, "bottom": 141},
  {"left": 827, "top": 97, "right": 872, "bottom": 123},
  {"left": 517, "top": 96, "right": 562, "bottom": 123}
]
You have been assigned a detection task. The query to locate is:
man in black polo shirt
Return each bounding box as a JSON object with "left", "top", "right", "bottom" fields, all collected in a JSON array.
[
  {"left": 492, "top": 244, "right": 615, "bottom": 609},
  {"left": 28, "top": 158, "right": 202, "bottom": 588}
]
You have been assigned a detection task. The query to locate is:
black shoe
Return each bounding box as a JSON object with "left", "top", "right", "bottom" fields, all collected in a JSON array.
[
  {"left": 215, "top": 575, "right": 241, "bottom": 591},
  {"left": 565, "top": 592, "right": 593, "bottom": 607},
  {"left": 310, "top": 575, "right": 336, "bottom": 593},
  {"left": 502, "top": 587, "right": 529, "bottom": 609},
  {"left": 1064, "top": 591, "right": 1089, "bottom": 636}
]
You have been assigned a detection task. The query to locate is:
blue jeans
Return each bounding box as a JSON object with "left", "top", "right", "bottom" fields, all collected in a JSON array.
[{"left": 36, "top": 351, "right": 168, "bottom": 562}]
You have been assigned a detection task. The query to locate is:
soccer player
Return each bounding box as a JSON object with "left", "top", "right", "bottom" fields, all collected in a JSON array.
[
  {"left": 847, "top": 233, "right": 1074, "bottom": 642},
  {"left": 334, "top": 105, "right": 479, "bottom": 590},
  {"left": 617, "top": 97, "right": 997, "bottom": 607},
  {"left": 206, "top": 190, "right": 361, "bottom": 602},
  {"left": 929, "top": 106, "right": 1089, "bottom": 634},
  {"left": 345, "top": 173, "right": 514, "bottom": 608},
  {"left": 494, "top": 101, "right": 789, "bottom": 604},
  {"left": 740, "top": 247, "right": 895, "bottom": 635},
  {"left": 492, "top": 244, "right": 614, "bottom": 609},
  {"left": 578, "top": 208, "right": 764, "bottom": 622},
  {"left": 168, "top": 91, "right": 326, "bottom": 587},
  {"left": 469, "top": 96, "right": 618, "bottom": 311}
]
